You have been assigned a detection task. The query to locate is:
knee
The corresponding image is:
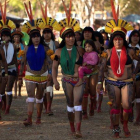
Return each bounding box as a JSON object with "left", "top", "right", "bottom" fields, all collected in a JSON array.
[{"left": 74, "top": 98, "right": 83, "bottom": 106}]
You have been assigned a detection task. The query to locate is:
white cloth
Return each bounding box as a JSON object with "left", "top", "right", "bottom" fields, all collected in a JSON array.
[
  {"left": 45, "top": 40, "right": 54, "bottom": 51},
  {"left": 25, "top": 71, "right": 48, "bottom": 76},
  {"left": 129, "top": 44, "right": 140, "bottom": 68},
  {"left": 26, "top": 97, "right": 35, "bottom": 103},
  {"left": 67, "top": 106, "right": 74, "bottom": 112},
  {"left": 3, "top": 42, "right": 14, "bottom": 64},
  {"left": 6, "top": 91, "right": 12, "bottom": 95},
  {"left": 74, "top": 105, "right": 82, "bottom": 111},
  {"left": 36, "top": 98, "right": 43, "bottom": 103},
  {"left": 46, "top": 86, "right": 53, "bottom": 97}
]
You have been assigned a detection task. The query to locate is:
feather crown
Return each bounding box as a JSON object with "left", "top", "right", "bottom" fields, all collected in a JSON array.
[
  {"left": 22, "top": 1, "right": 46, "bottom": 34},
  {"left": 0, "top": 0, "right": 16, "bottom": 33},
  {"left": 39, "top": 1, "right": 59, "bottom": 31},
  {"left": 56, "top": 0, "right": 81, "bottom": 38},
  {"left": 105, "top": 0, "right": 133, "bottom": 35}
]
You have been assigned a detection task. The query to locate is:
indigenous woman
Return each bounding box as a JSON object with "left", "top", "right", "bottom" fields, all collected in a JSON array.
[
  {"left": 128, "top": 30, "right": 140, "bottom": 124},
  {"left": 100, "top": 29, "right": 110, "bottom": 49},
  {"left": 0, "top": 2, "right": 17, "bottom": 115},
  {"left": 52, "top": 0, "right": 84, "bottom": 137},
  {"left": 20, "top": 2, "right": 52, "bottom": 126},
  {"left": 75, "top": 28, "right": 82, "bottom": 47},
  {"left": 39, "top": 2, "right": 59, "bottom": 115},
  {"left": 81, "top": 27, "right": 101, "bottom": 118},
  {"left": 97, "top": 1, "right": 139, "bottom": 137},
  {"left": 12, "top": 28, "right": 25, "bottom": 98}
]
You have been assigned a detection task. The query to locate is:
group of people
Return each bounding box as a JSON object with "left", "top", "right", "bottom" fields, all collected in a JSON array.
[{"left": 0, "top": 0, "right": 140, "bottom": 139}]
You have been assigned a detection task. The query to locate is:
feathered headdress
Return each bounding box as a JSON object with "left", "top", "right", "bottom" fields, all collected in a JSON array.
[
  {"left": 105, "top": 0, "right": 133, "bottom": 34},
  {"left": 0, "top": 0, "right": 16, "bottom": 33},
  {"left": 21, "top": 1, "right": 46, "bottom": 35},
  {"left": 39, "top": 1, "right": 59, "bottom": 31},
  {"left": 56, "top": 0, "right": 81, "bottom": 38}
]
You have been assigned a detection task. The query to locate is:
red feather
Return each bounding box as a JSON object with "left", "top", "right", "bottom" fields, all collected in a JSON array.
[
  {"left": 68, "top": 0, "right": 72, "bottom": 25},
  {"left": 4, "top": 0, "right": 6, "bottom": 23},
  {"left": 40, "top": 2, "right": 46, "bottom": 19},
  {"left": 45, "top": 2, "right": 47, "bottom": 19},
  {"left": 62, "top": 0, "right": 69, "bottom": 20},
  {"left": 24, "top": 3, "right": 32, "bottom": 21},
  {"left": 0, "top": 2, "right": 4, "bottom": 22},
  {"left": 29, "top": 1, "right": 33, "bottom": 20},
  {"left": 110, "top": 0, "right": 118, "bottom": 23},
  {"left": 117, "top": 5, "right": 119, "bottom": 19}
]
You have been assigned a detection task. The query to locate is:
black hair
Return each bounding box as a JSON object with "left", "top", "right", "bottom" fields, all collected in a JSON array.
[
  {"left": 59, "top": 31, "right": 77, "bottom": 48},
  {"left": 16, "top": 23, "right": 20, "bottom": 28},
  {"left": 129, "top": 30, "right": 140, "bottom": 46},
  {"left": 80, "top": 27, "right": 96, "bottom": 41},
  {"left": 42, "top": 29, "right": 55, "bottom": 41},
  {"left": 28, "top": 32, "right": 44, "bottom": 46},
  {"left": 12, "top": 34, "right": 22, "bottom": 44},
  {"left": 100, "top": 29, "right": 109, "bottom": 40},
  {"left": 1, "top": 30, "right": 12, "bottom": 42},
  {"left": 84, "top": 39, "right": 97, "bottom": 52},
  {"left": 94, "top": 31, "right": 104, "bottom": 45},
  {"left": 108, "top": 31, "right": 129, "bottom": 49}
]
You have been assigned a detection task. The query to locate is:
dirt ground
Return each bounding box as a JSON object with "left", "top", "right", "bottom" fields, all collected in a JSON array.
[{"left": 0, "top": 87, "right": 140, "bottom": 140}]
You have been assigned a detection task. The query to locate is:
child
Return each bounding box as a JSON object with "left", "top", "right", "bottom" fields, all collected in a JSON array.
[{"left": 76, "top": 40, "right": 99, "bottom": 86}]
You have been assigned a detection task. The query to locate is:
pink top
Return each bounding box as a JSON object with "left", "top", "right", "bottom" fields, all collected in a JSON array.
[{"left": 83, "top": 51, "right": 99, "bottom": 65}]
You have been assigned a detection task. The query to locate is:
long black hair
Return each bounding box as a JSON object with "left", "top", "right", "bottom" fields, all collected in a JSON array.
[
  {"left": 12, "top": 34, "right": 22, "bottom": 44},
  {"left": 108, "top": 31, "right": 129, "bottom": 49},
  {"left": 28, "top": 31, "right": 44, "bottom": 46},
  {"left": 94, "top": 31, "right": 104, "bottom": 45},
  {"left": 80, "top": 27, "right": 96, "bottom": 41},
  {"left": 59, "top": 30, "right": 77, "bottom": 48},
  {"left": 129, "top": 30, "right": 140, "bottom": 46}
]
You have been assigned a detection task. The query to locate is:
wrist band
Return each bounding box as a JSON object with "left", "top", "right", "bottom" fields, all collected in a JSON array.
[
  {"left": 98, "top": 82, "right": 102, "bottom": 84},
  {"left": 5, "top": 74, "right": 8, "bottom": 76}
]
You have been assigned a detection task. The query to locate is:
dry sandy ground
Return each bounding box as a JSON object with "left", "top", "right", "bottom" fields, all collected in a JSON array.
[{"left": 0, "top": 88, "right": 140, "bottom": 140}]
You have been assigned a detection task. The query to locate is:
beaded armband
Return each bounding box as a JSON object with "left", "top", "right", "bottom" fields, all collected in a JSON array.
[{"left": 100, "top": 51, "right": 108, "bottom": 58}]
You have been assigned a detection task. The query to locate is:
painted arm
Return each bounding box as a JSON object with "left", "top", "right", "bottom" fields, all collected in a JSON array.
[
  {"left": 0, "top": 47, "right": 8, "bottom": 75},
  {"left": 19, "top": 46, "right": 27, "bottom": 76},
  {"left": 52, "top": 49, "right": 60, "bottom": 90}
]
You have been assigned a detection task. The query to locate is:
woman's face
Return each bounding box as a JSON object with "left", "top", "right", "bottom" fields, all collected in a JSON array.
[
  {"left": 65, "top": 34, "right": 75, "bottom": 47},
  {"left": 131, "top": 33, "right": 139, "bottom": 45},
  {"left": 75, "top": 32, "right": 81, "bottom": 41},
  {"left": 113, "top": 35, "right": 124, "bottom": 49},
  {"left": 102, "top": 33, "right": 107, "bottom": 40},
  {"left": 43, "top": 30, "right": 52, "bottom": 41},
  {"left": 32, "top": 36, "right": 40, "bottom": 46},
  {"left": 14, "top": 35, "right": 20, "bottom": 43},
  {"left": 2, "top": 35, "right": 10, "bottom": 43},
  {"left": 83, "top": 31, "right": 92, "bottom": 40}
]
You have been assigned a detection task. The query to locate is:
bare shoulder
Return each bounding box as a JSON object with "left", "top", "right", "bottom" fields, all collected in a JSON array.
[{"left": 55, "top": 48, "right": 62, "bottom": 56}]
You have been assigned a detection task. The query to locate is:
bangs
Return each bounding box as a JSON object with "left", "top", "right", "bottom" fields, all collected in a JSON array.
[
  {"left": 43, "top": 29, "right": 52, "bottom": 34},
  {"left": 65, "top": 31, "right": 75, "bottom": 37},
  {"left": 30, "top": 32, "right": 41, "bottom": 38},
  {"left": 1, "top": 30, "right": 11, "bottom": 37}
]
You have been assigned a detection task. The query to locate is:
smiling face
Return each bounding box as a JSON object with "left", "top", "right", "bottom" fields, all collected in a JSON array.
[
  {"left": 64, "top": 32, "right": 75, "bottom": 47},
  {"left": 113, "top": 35, "right": 124, "bottom": 49},
  {"left": 85, "top": 43, "right": 93, "bottom": 53}
]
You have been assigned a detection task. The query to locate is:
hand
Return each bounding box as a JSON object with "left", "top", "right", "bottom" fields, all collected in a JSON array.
[
  {"left": 96, "top": 84, "right": 103, "bottom": 94},
  {"left": 86, "top": 64, "right": 93, "bottom": 69},
  {"left": 82, "top": 62, "right": 87, "bottom": 66},
  {"left": 54, "top": 81, "right": 60, "bottom": 90},
  {"left": 47, "top": 74, "right": 52, "bottom": 81}
]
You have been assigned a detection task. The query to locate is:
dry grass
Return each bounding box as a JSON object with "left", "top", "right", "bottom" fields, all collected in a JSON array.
[{"left": 0, "top": 86, "right": 140, "bottom": 140}]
